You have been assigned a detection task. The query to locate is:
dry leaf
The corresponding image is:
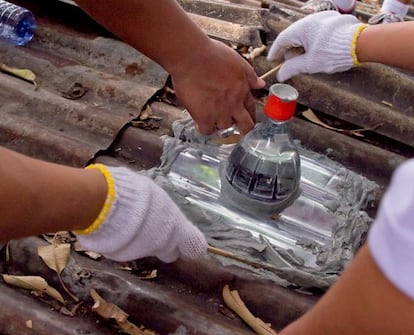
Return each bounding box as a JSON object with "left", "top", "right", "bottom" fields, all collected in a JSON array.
[
  {"left": 302, "top": 109, "right": 381, "bottom": 137},
  {"left": 38, "top": 241, "right": 79, "bottom": 302},
  {"left": 2, "top": 274, "right": 65, "bottom": 303},
  {"left": 119, "top": 320, "right": 155, "bottom": 335},
  {"left": 26, "top": 320, "right": 33, "bottom": 329},
  {"left": 119, "top": 266, "right": 133, "bottom": 271},
  {"left": 38, "top": 243, "right": 71, "bottom": 274},
  {"left": 91, "top": 289, "right": 129, "bottom": 322},
  {"left": 0, "top": 63, "right": 37, "bottom": 87},
  {"left": 90, "top": 289, "right": 156, "bottom": 335},
  {"left": 139, "top": 270, "right": 157, "bottom": 280},
  {"left": 84, "top": 250, "right": 102, "bottom": 260},
  {"left": 73, "top": 240, "right": 102, "bottom": 259},
  {"left": 222, "top": 284, "right": 277, "bottom": 335},
  {"left": 48, "top": 231, "right": 74, "bottom": 244},
  {"left": 302, "top": 109, "right": 340, "bottom": 132},
  {"left": 139, "top": 105, "right": 152, "bottom": 120}
]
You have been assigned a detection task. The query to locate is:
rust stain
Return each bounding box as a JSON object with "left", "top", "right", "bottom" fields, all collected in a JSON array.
[{"left": 125, "top": 62, "right": 144, "bottom": 76}]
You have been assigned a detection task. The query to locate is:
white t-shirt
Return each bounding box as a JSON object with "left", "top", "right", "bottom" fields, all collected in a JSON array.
[{"left": 368, "top": 158, "right": 414, "bottom": 300}]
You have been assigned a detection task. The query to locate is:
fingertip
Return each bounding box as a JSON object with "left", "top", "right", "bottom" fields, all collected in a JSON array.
[
  {"left": 256, "top": 77, "right": 266, "bottom": 89},
  {"left": 248, "top": 68, "right": 265, "bottom": 88},
  {"left": 181, "top": 229, "right": 208, "bottom": 259},
  {"left": 277, "top": 62, "right": 299, "bottom": 82},
  {"left": 245, "top": 64, "right": 265, "bottom": 89},
  {"left": 267, "top": 46, "right": 278, "bottom": 62},
  {"left": 234, "top": 112, "right": 255, "bottom": 136},
  {"left": 276, "top": 72, "right": 287, "bottom": 82},
  {"left": 195, "top": 122, "right": 215, "bottom": 136}
]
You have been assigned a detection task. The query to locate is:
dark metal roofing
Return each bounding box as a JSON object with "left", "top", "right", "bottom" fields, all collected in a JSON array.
[{"left": 0, "top": 0, "right": 413, "bottom": 334}]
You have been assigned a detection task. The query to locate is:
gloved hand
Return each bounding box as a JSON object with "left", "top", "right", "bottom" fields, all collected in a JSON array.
[
  {"left": 75, "top": 164, "right": 208, "bottom": 262},
  {"left": 267, "top": 11, "right": 368, "bottom": 82}
]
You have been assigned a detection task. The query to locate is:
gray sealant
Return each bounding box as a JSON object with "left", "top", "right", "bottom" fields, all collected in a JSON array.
[{"left": 141, "top": 118, "right": 378, "bottom": 290}]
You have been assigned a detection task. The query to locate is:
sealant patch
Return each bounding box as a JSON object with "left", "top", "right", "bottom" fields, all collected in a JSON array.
[{"left": 143, "top": 118, "right": 378, "bottom": 290}]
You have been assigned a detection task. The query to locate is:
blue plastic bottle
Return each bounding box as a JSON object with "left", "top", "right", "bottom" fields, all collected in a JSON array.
[{"left": 0, "top": 0, "right": 35, "bottom": 46}]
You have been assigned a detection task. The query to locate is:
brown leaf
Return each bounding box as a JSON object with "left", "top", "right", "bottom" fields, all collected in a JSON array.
[
  {"left": 90, "top": 289, "right": 128, "bottom": 322},
  {"left": 2, "top": 274, "right": 65, "bottom": 303},
  {"left": 302, "top": 109, "right": 382, "bottom": 137},
  {"left": 26, "top": 320, "right": 33, "bottom": 329},
  {"left": 38, "top": 241, "right": 79, "bottom": 302},
  {"left": 139, "top": 269, "right": 157, "bottom": 280},
  {"left": 90, "top": 289, "right": 157, "bottom": 335},
  {"left": 139, "top": 105, "right": 152, "bottom": 120},
  {"left": 38, "top": 243, "right": 71, "bottom": 275},
  {"left": 222, "top": 284, "right": 277, "bottom": 335}
]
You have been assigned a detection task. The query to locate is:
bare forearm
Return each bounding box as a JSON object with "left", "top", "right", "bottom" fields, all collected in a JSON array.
[
  {"left": 73, "top": 0, "right": 211, "bottom": 75},
  {"left": 280, "top": 245, "right": 414, "bottom": 335},
  {"left": 73, "top": 0, "right": 264, "bottom": 136},
  {"left": 356, "top": 21, "right": 414, "bottom": 70},
  {"left": 0, "top": 148, "right": 106, "bottom": 241}
]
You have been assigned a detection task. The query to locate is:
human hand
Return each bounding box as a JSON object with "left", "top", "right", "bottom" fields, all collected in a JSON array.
[
  {"left": 75, "top": 164, "right": 207, "bottom": 263},
  {"left": 171, "top": 39, "right": 265, "bottom": 136},
  {"left": 267, "top": 11, "right": 368, "bottom": 82}
]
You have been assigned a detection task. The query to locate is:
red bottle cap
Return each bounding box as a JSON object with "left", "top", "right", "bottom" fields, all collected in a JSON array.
[{"left": 264, "top": 84, "right": 299, "bottom": 121}]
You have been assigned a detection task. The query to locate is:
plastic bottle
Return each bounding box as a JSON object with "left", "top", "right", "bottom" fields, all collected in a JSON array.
[
  {"left": 220, "top": 83, "right": 301, "bottom": 215},
  {"left": 0, "top": 0, "right": 35, "bottom": 46}
]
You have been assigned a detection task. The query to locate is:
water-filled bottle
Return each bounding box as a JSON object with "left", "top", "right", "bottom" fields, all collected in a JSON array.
[
  {"left": 220, "top": 83, "right": 301, "bottom": 216},
  {"left": 0, "top": 0, "right": 35, "bottom": 46}
]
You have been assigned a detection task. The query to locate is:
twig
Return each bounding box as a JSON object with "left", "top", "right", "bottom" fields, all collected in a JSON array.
[
  {"left": 259, "top": 63, "right": 283, "bottom": 80},
  {"left": 207, "top": 245, "right": 281, "bottom": 273}
]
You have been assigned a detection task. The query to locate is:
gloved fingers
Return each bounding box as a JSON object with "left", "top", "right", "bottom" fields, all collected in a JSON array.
[
  {"left": 154, "top": 224, "right": 207, "bottom": 263},
  {"left": 267, "top": 35, "right": 301, "bottom": 62},
  {"left": 178, "top": 224, "right": 208, "bottom": 260},
  {"left": 277, "top": 54, "right": 309, "bottom": 82},
  {"left": 267, "top": 10, "right": 348, "bottom": 63},
  {"left": 267, "top": 17, "right": 311, "bottom": 62},
  {"left": 156, "top": 248, "right": 181, "bottom": 263}
]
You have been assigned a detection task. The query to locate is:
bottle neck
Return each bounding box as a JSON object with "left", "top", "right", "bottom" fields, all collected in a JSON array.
[
  {"left": 249, "top": 115, "right": 293, "bottom": 139},
  {"left": 263, "top": 114, "right": 291, "bottom": 127}
]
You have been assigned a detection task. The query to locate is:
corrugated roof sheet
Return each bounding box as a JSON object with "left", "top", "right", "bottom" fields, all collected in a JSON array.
[{"left": 0, "top": 0, "right": 413, "bottom": 334}]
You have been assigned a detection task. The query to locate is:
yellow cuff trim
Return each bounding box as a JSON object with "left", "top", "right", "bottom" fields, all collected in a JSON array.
[
  {"left": 75, "top": 164, "right": 116, "bottom": 235},
  {"left": 351, "top": 24, "right": 369, "bottom": 66}
]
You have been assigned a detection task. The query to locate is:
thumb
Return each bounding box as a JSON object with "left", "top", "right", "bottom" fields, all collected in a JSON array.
[
  {"left": 277, "top": 54, "right": 308, "bottom": 82},
  {"left": 245, "top": 63, "right": 266, "bottom": 89},
  {"left": 250, "top": 75, "right": 266, "bottom": 90}
]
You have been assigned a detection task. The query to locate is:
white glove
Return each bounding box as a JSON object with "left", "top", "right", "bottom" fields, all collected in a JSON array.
[
  {"left": 267, "top": 11, "right": 368, "bottom": 82},
  {"left": 75, "top": 164, "right": 208, "bottom": 263},
  {"left": 368, "top": 159, "right": 414, "bottom": 300}
]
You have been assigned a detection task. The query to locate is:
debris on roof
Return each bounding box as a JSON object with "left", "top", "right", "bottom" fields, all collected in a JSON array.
[{"left": 0, "top": 0, "right": 413, "bottom": 334}]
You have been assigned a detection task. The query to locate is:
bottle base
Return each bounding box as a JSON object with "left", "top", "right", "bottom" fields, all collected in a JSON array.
[{"left": 219, "top": 162, "right": 301, "bottom": 217}]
